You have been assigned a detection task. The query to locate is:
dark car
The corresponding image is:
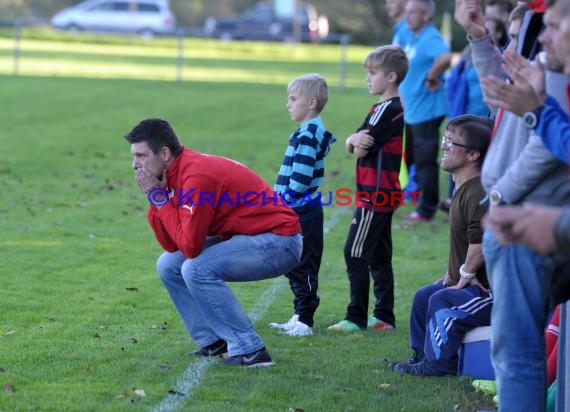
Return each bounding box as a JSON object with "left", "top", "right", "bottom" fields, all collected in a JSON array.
[{"left": 203, "top": 1, "right": 329, "bottom": 42}]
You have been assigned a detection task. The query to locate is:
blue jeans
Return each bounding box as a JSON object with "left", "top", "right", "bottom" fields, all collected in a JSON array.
[
  {"left": 157, "top": 232, "right": 302, "bottom": 356},
  {"left": 483, "top": 228, "right": 553, "bottom": 412}
]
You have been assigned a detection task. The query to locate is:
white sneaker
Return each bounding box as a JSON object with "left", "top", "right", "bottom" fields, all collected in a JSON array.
[
  {"left": 268, "top": 314, "right": 299, "bottom": 331},
  {"left": 284, "top": 321, "right": 313, "bottom": 337}
]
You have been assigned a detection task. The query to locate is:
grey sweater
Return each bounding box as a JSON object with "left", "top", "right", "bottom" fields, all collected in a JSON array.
[{"left": 470, "top": 33, "right": 570, "bottom": 206}]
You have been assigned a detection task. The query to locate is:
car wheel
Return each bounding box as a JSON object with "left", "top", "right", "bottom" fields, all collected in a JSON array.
[
  {"left": 219, "top": 32, "right": 233, "bottom": 41},
  {"left": 138, "top": 28, "right": 155, "bottom": 40},
  {"left": 269, "top": 22, "right": 282, "bottom": 36},
  {"left": 65, "top": 23, "right": 83, "bottom": 34}
]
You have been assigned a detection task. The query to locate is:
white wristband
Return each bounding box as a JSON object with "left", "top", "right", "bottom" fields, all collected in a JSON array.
[{"left": 459, "top": 264, "right": 476, "bottom": 280}]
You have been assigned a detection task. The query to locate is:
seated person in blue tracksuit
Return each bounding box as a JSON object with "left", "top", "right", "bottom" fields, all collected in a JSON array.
[{"left": 387, "top": 115, "right": 493, "bottom": 376}]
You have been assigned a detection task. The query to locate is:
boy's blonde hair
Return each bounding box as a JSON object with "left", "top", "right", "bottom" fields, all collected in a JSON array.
[
  {"left": 287, "top": 73, "right": 329, "bottom": 113},
  {"left": 364, "top": 45, "right": 409, "bottom": 86}
]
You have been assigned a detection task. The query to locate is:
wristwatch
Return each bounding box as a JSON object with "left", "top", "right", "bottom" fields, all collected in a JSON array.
[
  {"left": 522, "top": 106, "right": 543, "bottom": 129},
  {"left": 490, "top": 189, "right": 504, "bottom": 206}
]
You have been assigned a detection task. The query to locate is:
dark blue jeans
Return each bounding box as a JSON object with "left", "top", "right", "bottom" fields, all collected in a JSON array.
[{"left": 406, "top": 116, "right": 445, "bottom": 218}]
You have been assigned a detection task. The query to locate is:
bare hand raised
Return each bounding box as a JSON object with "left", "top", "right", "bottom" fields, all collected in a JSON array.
[
  {"left": 454, "top": 0, "right": 486, "bottom": 38},
  {"left": 480, "top": 51, "right": 546, "bottom": 116},
  {"left": 135, "top": 168, "right": 167, "bottom": 194}
]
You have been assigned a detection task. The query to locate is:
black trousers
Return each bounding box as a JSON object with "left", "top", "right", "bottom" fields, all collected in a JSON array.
[
  {"left": 405, "top": 116, "right": 445, "bottom": 218},
  {"left": 286, "top": 211, "right": 323, "bottom": 327},
  {"left": 343, "top": 208, "right": 395, "bottom": 329}
]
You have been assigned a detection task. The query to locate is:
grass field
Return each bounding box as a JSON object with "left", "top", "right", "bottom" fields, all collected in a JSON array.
[{"left": 0, "top": 30, "right": 495, "bottom": 411}]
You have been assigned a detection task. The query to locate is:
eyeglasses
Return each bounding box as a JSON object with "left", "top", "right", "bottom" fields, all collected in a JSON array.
[{"left": 441, "top": 135, "right": 475, "bottom": 150}]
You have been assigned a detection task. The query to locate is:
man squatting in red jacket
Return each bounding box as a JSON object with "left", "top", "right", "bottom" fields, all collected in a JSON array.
[{"left": 125, "top": 118, "right": 302, "bottom": 367}]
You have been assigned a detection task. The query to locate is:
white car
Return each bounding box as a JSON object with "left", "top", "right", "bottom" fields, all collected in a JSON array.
[{"left": 51, "top": 0, "right": 175, "bottom": 36}]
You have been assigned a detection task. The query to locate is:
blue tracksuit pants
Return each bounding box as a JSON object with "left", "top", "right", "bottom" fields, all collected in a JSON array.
[{"left": 409, "top": 283, "right": 493, "bottom": 374}]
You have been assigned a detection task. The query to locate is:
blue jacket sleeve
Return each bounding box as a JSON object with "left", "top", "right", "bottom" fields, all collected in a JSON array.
[{"left": 535, "top": 96, "right": 570, "bottom": 164}]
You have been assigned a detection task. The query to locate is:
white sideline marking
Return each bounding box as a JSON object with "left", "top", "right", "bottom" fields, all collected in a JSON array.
[
  {"left": 324, "top": 204, "right": 348, "bottom": 234},
  {"left": 151, "top": 277, "right": 286, "bottom": 412},
  {"left": 151, "top": 357, "right": 213, "bottom": 412},
  {"left": 151, "top": 207, "right": 347, "bottom": 411}
]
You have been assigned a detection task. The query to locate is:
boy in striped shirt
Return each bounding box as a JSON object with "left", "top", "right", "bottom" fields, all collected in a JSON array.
[
  {"left": 269, "top": 73, "right": 337, "bottom": 337},
  {"left": 328, "top": 45, "right": 408, "bottom": 332}
]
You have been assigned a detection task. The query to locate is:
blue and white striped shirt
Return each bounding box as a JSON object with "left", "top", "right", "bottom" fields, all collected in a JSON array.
[{"left": 275, "top": 116, "right": 336, "bottom": 214}]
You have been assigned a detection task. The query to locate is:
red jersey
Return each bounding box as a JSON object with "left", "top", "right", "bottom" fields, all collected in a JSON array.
[
  {"left": 354, "top": 97, "right": 404, "bottom": 212},
  {"left": 147, "top": 148, "right": 301, "bottom": 258}
]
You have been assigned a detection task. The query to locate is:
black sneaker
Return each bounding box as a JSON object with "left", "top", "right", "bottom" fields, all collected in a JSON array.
[
  {"left": 189, "top": 339, "right": 228, "bottom": 357},
  {"left": 221, "top": 347, "right": 275, "bottom": 368},
  {"left": 385, "top": 350, "right": 425, "bottom": 370},
  {"left": 393, "top": 360, "right": 447, "bottom": 377}
]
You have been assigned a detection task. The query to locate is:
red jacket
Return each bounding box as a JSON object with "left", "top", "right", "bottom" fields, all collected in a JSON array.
[
  {"left": 529, "top": 0, "right": 545, "bottom": 12},
  {"left": 147, "top": 148, "right": 301, "bottom": 258}
]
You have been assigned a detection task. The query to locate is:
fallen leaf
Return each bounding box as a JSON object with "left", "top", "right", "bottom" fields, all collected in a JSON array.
[
  {"left": 115, "top": 388, "right": 129, "bottom": 399},
  {"left": 134, "top": 389, "right": 146, "bottom": 397},
  {"left": 378, "top": 383, "right": 391, "bottom": 389}
]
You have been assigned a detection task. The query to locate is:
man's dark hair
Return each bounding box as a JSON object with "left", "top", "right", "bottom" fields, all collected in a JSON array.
[
  {"left": 124, "top": 118, "right": 183, "bottom": 156},
  {"left": 446, "top": 114, "right": 493, "bottom": 167}
]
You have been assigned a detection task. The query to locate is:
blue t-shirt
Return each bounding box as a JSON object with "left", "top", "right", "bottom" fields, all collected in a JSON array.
[
  {"left": 392, "top": 19, "right": 412, "bottom": 46},
  {"left": 445, "top": 52, "right": 489, "bottom": 119},
  {"left": 465, "top": 65, "right": 488, "bottom": 116},
  {"left": 400, "top": 23, "right": 450, "bottom": 124}
]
